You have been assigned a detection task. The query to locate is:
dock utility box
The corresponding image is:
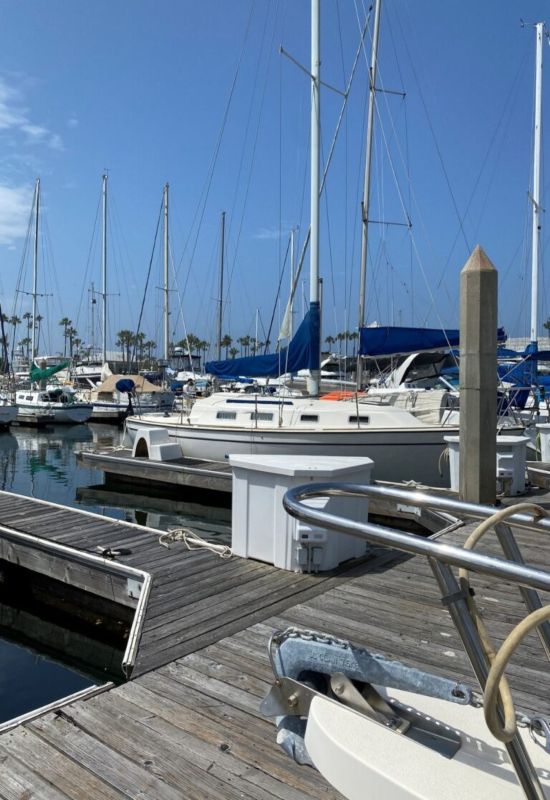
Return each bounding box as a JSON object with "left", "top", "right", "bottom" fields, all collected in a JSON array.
[
  {"left": 444, "top": 434, "right": 529, "bottom": 496},
  {"left": 230, "top": 455, "right": 373, "bottom": 572},
  {"left": 131, "top": 427, "right": 182, "bottom": 461}
]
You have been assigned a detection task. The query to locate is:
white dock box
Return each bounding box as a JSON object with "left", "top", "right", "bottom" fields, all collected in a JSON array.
[
  {"left": 230, "top": 455, "right": 373, "bottom": 572},
  {"left": 537, "top": 423, "right": 550, "bottom": 462},
  {"left": 444, "top": 435, "right": 529, "bottom": 496}
]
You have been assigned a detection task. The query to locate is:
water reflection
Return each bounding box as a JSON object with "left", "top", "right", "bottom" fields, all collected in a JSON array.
[{"left": 0, "top": 423, "right": 230, "bottom": 538}]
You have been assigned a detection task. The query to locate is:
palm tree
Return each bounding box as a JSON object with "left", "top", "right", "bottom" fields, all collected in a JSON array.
[
  {"left": 180, "top": 334, "right": 200, "bottom": 355},
  {"left": 220, "top": 334, "right": 232, "bottom": 358},
  {"left": 134, "top": 331, "right": 146, "bottom": 365},
  {"left": 325, "top": 334, "right": 335, "bottom": 352},
  {"left": 238, "top": 335, "right": 251, "bottom": 356},
  {"left": 116, "top": 329, "right": 135, "bottom": 371},
  {"left": 67, "top": 326, "right": 78, "bottom": 359},
  {"left": 9, "top": 316, "right": 20, "bottom": 363},
  {"left": 20, "top": 336, "right": 31, "bottom": 361},
  {"left": 145, "top": 340, "right": 156, "bottom": 365},
  {"left": 34, "top": 314, "right": 43, "bottom": 354},
  {"left": 349, "top": 330, "right": 359, "bottom": 357},
  {"left": 59, "top": 317, "right": 72, "bottom": 357},
  {"left": 229, "top": 347, "right": 238, "bottom": 359},
  {"left": 22, "top": 312, "right": 33, "bottom": 360},
  {"left": 200, "top": 340, "right": 210, "bottom": 363}
]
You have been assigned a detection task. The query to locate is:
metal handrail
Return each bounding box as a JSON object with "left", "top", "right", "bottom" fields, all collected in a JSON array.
[
  {"left": 282, "top": 482, "right": 550, "bottom": 800},
  {"left": 283, "top": 482, "right": 550, "bottom": 592}
]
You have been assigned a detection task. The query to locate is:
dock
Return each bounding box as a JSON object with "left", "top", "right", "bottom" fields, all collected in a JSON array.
[
  {"left": 77, "top": 448, "right": 232, "bottom": 495},
  {"left": 0, "top": 488, "right": 549, "bottom": 797},
  {"left": 13, "top": 411, "right": 55, "bottom": 428}
]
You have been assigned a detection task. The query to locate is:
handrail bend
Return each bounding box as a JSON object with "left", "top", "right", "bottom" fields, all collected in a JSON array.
[{"left": 283, "top": 482, "right": 550, "bottom": 593}]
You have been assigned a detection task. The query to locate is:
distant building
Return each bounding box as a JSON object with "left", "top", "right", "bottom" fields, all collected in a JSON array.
[{"left": 505, "top": 337, "right": 550, "bottom": 351}]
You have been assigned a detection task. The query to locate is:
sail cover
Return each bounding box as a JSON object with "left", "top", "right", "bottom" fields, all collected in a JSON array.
[
  {"left": 359, "top": 326, "right": 459, "bottom": 357},
  {"left": 30, "top": 360, "right": 69, "bottom": 382},
  {"left": 359, "top": 326, "right": 507, "bottom": 357},
  {"left": 206, "top": 302, "right": 320, "bottom": 379}
]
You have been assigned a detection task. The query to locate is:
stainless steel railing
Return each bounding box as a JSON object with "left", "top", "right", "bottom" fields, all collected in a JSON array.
[{"left": 282, "top": 482, "right": 550, "bottom": 800}]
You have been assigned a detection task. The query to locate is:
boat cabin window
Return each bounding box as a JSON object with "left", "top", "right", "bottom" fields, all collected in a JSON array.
[
  {"left": 348, "top": 415, "right": 369, "bottom": 424},
  {"left": 300, "top": 414, "right": 319, "bottom": 422},
  {"left": 250, "top": 412, "right": 273, "bottom": 421},
  {"left": 216, "top": 411, "right": 237, "bottom": 420},
  {"left": 26, "top": 395, "right": 33, "bottom": 401}
]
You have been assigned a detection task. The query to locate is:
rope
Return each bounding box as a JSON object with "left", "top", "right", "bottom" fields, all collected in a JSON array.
[
  {"left": 158, "top": 527, "right": 232, "bottom": 559},
  {"left": 457, "top": 503, "right": 549, "bottom": 742},
  {"left": 485, "top": 605, "right": 550, "bottom": 742},
  {"left": 438, "top": 445, "right": 449, "bottom": 477}
]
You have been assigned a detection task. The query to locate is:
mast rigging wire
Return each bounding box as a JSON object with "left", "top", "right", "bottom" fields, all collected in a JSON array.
[
  {"left": 178, "top": 4, "right": 255, "bottom": 295},
  {"left": 131, "top": 195, "right": 163, "bottom": 367}
]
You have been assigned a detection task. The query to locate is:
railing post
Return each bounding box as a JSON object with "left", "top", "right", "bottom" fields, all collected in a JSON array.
[{"left": 429, "top": 558, "right": 546, "bottom": 800}]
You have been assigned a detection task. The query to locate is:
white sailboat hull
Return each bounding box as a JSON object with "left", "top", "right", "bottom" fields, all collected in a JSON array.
[
  {"left": 126, "top": 410, "right": 454, "bottom": 487},
  {"left": 15, "top": 390, "right": 93, "bottom": 424},
  {"left": 16, "top": 403, "right": 92, "bottom": 424}
]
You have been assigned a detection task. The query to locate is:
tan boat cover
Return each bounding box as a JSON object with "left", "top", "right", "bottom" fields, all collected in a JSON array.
[{"left": 95, "top": 374, "right": 165, "bottom": 394}]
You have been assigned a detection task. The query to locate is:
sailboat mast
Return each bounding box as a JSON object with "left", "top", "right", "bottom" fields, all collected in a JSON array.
[
  {"left": 31, "top": 177, "right": 40, "bottom": 362},
  {"left": 101, "top": 173, "right": 108, "bottom": 364},
  {"left": 290, "top": 227, "right": 296, "bottom": 340},
  {"left": 216, "top": 211, "right": 226, "bottom": 361},
  {"left": 91, "top": 282, "right": 96, "bottom": 358},
  {"left": 307, "top": 0, "right": 321, "bottom": 396},
  {"left": 357, "top": 0, "right": 381, "bottom": 389},
  {"left": 163, "top": 183, "right": 170, "bottom": 361},
  {"left": 530, "top": 22, "right": 544, "bottom": 346}
]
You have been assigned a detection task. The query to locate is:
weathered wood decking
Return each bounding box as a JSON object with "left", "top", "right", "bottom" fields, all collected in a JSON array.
[
  {"left": 77, "top": 449, "right": 232, "bottom": 495},
  {"left": 0, "top": 490, "right": 341, "bottom": 677},
  {"left": 0, "top": 488, "right": 549, "bottom": 798}
]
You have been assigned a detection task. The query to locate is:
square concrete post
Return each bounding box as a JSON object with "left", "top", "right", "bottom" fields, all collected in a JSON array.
[{"left": 459, "top": 245, "right": 497, "bottom": 504}]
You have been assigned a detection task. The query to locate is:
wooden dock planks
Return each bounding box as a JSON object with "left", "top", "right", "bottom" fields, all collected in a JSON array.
[{"left": 0, "top": 489, "right": 550, "bottom": 797}]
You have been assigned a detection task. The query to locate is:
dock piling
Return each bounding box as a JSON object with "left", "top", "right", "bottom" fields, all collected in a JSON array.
[{"left": 459, "top": 245, "right": 498, "bottom": 504}]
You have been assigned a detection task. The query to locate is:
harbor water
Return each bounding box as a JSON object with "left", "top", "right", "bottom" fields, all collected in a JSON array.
[
  {"left": 0, "top": 421, "right": 230, "bottom": 723},
  {"left": 0, "top": 422, "right": 230, "bottom": 538}
]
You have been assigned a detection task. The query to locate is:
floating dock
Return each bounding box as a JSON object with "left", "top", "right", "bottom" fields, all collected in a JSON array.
[
  {"left": 77, "top": 447, "right": 232, "bottom": 495},
  {"left": 13, "top": 411, "right": 55, "bottom": 428},
  {"left": 0, "top": 488, "right": 548, "bottom": 797}
]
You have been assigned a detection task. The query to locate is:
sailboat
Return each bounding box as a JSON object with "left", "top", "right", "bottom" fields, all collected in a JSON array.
[
  {"left": 13, "top": 179, "right": 93, "bottom": 425},
  {"left": 124, "top": 2, "right": 462, "bottom": 488},
  {"left": 73, "top": 179, "right": 174, "bottom": 422}
]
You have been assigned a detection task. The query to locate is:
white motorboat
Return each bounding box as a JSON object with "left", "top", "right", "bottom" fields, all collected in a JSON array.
[
  {"left": 78, "top": 374, "right": 174, "bottom": 424},
  {"left": 125, "top": 392, "right": 456, "bottom": 486},
  {"left": 15, "top": 387, "right": 93, "bottom": 425}
]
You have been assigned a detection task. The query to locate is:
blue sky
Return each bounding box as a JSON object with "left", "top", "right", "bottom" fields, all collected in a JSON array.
[{"left": 0, "top": 1, "right": 549, "bottom": 357}]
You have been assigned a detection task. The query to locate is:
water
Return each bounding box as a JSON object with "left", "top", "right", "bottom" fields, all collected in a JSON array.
[
  {"left": 0, "top": 421, "right": 230, "bottom": 722},
  {"left": 0, "top": 422, "right": 231, "bottom": 537},
  {"left": 0, "top": 638, "right": 95, "bottom": 725}
]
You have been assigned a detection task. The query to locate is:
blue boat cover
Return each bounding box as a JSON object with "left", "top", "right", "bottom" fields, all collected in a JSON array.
[
  {"left": 360, "top": 326, "right": 507, "bottom": 357},
  {"left": 115, "top": 378, "right": 136, "bottom": 393},
  {"left": 206, "top": 302, "right": 320, "bottom": 379},
  {"left": 359, "top": 326, "right": 460, "bottom": 356}
]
